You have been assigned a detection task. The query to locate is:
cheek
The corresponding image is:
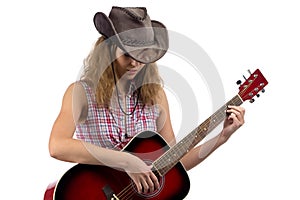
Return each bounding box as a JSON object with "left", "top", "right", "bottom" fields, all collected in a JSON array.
[{"left": 116, "top": 57, "right": 129, "bottom": 68}]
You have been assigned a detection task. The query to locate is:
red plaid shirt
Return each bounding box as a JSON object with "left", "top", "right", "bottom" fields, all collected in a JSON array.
[{"left": 76, "top": 81, "right": 160, "bottom": 150}]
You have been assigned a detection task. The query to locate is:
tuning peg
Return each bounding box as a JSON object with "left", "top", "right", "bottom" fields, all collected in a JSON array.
[
  {"left": 236, "top": 80, "right": 242, "bottom": 85},
  {"left": 256, "top": 94, "right": 260, "bottom": 98},
  {"left": 261, "top": 89, "right": 265, "bottom": 93},
  {"left": 250, "top": 99, "right": 255, "bottom": 103}
]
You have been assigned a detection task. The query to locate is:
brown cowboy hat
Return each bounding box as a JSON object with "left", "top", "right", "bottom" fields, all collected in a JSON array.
[{"left": 93, "top": 6, "right": 169, "bottom": 64}]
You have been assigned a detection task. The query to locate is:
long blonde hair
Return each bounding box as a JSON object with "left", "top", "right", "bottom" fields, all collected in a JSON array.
[{"left": 80, "top": 37, "right": 164, "bottom": 107}]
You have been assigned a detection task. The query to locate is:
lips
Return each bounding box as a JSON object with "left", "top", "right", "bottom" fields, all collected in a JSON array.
[{"left": 127, "top": 69, "right": 138, "bottom": 74}]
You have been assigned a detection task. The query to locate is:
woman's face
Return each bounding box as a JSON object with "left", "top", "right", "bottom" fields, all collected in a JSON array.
[{"left": 115, "top": 47, "right": 146, "bottom": 80}]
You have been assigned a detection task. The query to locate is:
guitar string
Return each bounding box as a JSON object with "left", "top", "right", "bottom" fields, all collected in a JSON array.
[
  {"left": 116, "top": 183, "right": 132, "bottom": 199},
  {"left": 122, "top": 188, "right": 136, "bottom": 200},
  {"left": 116, "top": 182, "right": 136, "bottom": 199},
  {"left": 120, "top": 184, "right": 159, "bottom": 200},
  {"left": 117, "top": 181, "right": 159, "bottom": 200}
]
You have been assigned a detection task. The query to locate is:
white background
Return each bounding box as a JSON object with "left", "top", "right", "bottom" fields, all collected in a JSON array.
[{"left": 1, "top": 0, "right": 299, "bottom": 199}]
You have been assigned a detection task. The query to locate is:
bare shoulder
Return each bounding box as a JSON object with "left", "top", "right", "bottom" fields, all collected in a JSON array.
[
  {"left": 156, "top": 88, "right": 176, "bottom": 145},
  {"left": 157, "top": 88, "right": 170, "bottom": 112},
  {"left": 62, "top": 82, "right": 88, "bottom": 124}
]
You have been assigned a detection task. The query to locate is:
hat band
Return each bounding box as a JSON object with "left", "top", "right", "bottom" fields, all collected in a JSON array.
[{"left": 121, "top": 38, "right": 155, "bottom": 47}]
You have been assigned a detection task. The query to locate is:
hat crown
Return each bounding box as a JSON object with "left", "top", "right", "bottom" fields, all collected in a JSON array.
[
  {"left": 110, "top": 7, "right": 147, "bottom": 21},
  {"left": 109, "top": 7, "right": 154, "bottom": 46}
]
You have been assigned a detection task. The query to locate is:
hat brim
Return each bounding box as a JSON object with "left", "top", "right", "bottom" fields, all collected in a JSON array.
[{"left": 94, "top": 12, "right": 169, "bottom": 64}]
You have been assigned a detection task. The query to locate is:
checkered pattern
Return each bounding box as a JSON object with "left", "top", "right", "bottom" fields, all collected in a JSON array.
[{"left": 75, "top": 81, "right": 160, "bottom": 150}]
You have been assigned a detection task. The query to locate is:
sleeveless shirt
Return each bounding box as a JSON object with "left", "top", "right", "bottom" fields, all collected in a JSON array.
[{"left": 75, "top": 81, "right": 160, "bottom": 150}]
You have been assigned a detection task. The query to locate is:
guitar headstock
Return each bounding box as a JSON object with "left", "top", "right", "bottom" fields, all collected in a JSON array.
[{"left": 238, "top": 69, "right": 268, "bottom": 102}]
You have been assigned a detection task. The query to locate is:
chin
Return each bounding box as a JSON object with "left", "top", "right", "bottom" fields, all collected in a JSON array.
[{"left": 125, "top": 73, "right": 138, "bottom": 80}]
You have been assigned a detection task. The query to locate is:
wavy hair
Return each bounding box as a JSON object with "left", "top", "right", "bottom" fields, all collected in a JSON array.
[{"left": 80, "top": 37, "right": 164, "bottom": 107}]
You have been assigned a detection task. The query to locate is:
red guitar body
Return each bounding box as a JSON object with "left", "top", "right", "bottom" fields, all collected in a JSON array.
[{"left": 44, "top": 131, "right": 190, "bottom": 200}]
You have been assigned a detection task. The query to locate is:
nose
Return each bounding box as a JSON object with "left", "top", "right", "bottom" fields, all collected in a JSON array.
[{"left": 130, "top": 59, "right": 142, "bottom": 67}]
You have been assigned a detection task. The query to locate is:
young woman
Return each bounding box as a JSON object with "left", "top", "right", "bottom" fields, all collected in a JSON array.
[{"left": 48, "top": 6, "right": 245, "bottom": 195}]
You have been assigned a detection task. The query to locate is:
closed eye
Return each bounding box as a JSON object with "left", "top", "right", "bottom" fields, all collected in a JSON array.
[{"left": 124, "top": 52, "right": 131, "bottom": 57}]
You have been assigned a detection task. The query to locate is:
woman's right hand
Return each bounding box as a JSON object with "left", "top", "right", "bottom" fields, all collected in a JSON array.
[{"left": 123, "top": 153, "right": 160, "bottom": 194}]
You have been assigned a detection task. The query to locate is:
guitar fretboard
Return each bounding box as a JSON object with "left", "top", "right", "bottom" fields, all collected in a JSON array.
[{"left": 153, "top": 94, "right": 243, "bottom": 176}]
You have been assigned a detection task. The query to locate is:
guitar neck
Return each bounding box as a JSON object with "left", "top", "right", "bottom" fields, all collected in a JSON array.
[{"left": 153, "top": 94, "right": 244, "bottom": 176}]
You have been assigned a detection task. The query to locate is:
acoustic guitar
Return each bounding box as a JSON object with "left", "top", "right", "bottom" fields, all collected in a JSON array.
[{"left": 44, "top": 69, "right": 268, "bottom": 200}]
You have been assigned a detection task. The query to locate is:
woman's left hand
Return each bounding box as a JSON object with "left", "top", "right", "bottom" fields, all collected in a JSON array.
[{"left": 220, "top": 105, "right": 245, "bottom": 144}]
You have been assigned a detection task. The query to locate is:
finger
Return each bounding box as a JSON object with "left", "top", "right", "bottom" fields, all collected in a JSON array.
[
  {"left": 149, "top": 172, "right": 160, "bottom": 192},
  {"left": 140, "top": 176, "right": 149, "bottom": 193},
  {"left": 230, "top": 110, "right": 241, "bottom": 120},
  {"left": 145, "top": 175, "right": 155, "bottom": 192},
  {"left": 229, "top": 112, "right": 237, "bottom": 120},
  {"left": 227, "top": 108, "right": 243, "bottom": 121},
  {"left": 134, "top": 179, "right": 143, "bottom": 194},
  {"left": 228, "top": 105, "right": 245, "bottom": 115}
]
